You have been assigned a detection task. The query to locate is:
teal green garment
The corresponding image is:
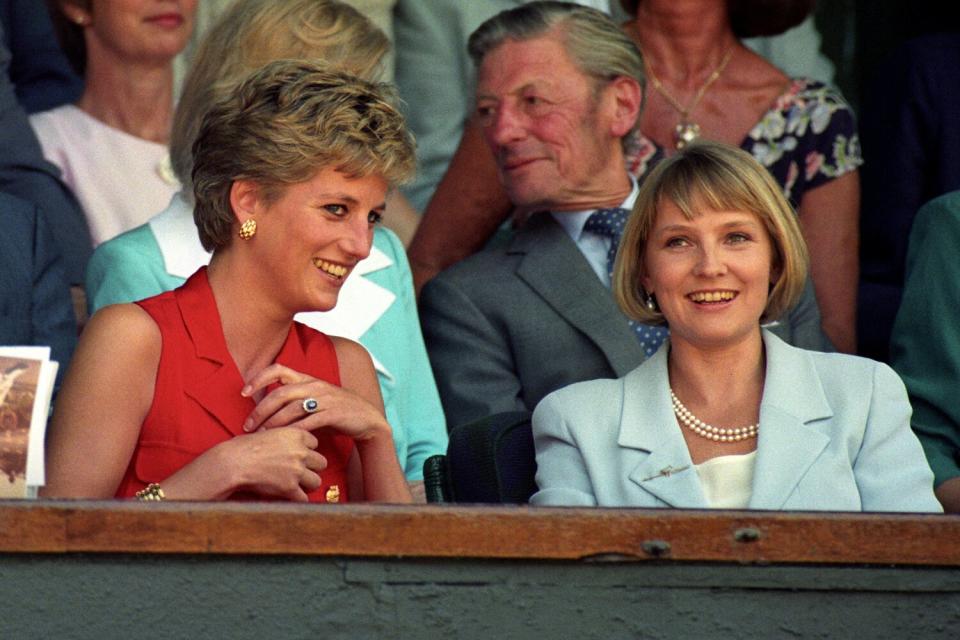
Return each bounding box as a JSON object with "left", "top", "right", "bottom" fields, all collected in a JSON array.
[
  {"left": 86, "top": 220, "right": 448, "bottom": 481},
  {"left": 890, "top": 191, "right": 960, "bottom": 487}
]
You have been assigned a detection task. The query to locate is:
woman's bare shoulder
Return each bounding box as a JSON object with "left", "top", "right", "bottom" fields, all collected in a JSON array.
[
  {"left": 329, "top": 336, "right": 380, "bottom": 401},
  {"left": 329, "top": 336, "right": 372, "bottom": 370},
  {"left": 88, "top": 302, "right": 159, "bottom": 335},
  {"left": 78, "top": 303, "right": 161, "bottom": 363}
]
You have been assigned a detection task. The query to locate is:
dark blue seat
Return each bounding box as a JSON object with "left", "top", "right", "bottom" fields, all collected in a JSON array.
[{"left": 423, "top": 411, "right": 536, "bottom": 504}]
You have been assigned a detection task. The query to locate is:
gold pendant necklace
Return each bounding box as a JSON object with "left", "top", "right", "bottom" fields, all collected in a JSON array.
[{"left": 644, "top": 47, "right": 734, "bottom": 150}]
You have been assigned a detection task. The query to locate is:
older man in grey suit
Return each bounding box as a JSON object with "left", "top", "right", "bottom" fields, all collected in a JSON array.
[{"left": 420, "top": 2, "right": 830, "bottom": 430}]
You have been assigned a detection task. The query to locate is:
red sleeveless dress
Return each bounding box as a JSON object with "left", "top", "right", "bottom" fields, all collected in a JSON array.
[{"left": 115, "top": 268, "right": 355, "bottom": 502}]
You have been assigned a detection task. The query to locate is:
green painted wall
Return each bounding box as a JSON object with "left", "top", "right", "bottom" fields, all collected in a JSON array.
[{"left": 1, "top": 555, "right": 958, "bottom": 639}]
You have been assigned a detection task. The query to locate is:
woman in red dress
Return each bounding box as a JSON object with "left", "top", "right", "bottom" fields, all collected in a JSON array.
[{"left": 42, "top": 60, "right": 415, "bottom": 503}]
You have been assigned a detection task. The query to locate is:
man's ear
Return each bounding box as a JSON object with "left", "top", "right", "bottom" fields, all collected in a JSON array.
[
  {"left": 607, "top": 76, "right": 642, "bottom": 139},
  {"left": 229, "top": 179, "right": 261, "bottom": 224}
]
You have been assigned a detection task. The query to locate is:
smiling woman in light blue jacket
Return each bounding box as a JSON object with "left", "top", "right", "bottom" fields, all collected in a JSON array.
[{"left": 531, "top": 142, "right": 940, "bottom": 512}]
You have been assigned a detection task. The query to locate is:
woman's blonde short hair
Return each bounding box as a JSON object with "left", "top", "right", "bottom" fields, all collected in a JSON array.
[
  {"left": 171, "top": 0, "right": 389, "bottom": 190},
  {"left": 191, "top": 59, "right": 415, "bottom": 251},
  {"left": 613, "top": 141, "right": 809, "bottom": 326}
]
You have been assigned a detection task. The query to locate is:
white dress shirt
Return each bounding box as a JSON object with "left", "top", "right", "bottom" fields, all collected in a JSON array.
[{"left": 551, "top": 177, "right": 640, "bottom": 287}]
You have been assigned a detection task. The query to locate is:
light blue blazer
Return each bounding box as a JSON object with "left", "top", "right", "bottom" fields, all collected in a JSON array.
[{"left": 531, "top": 330, "right": 941, "bottom": 512}]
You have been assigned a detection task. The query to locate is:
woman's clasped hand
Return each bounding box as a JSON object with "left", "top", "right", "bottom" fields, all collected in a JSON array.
[
  {"left": 240, "top": 363, "right": 392, "bottom": 441},
  {"left": 211, "top": 426, "right": 326, "bottom": 503}
]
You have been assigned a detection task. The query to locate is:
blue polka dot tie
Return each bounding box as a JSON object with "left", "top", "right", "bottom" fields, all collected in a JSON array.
[{"left": 584, "top": 207, "right": 669, "bottom": 357}]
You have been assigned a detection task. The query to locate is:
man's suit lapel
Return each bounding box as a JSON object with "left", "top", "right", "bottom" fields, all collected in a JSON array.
[
  {"left": 513, "top": 214, "right": 644, "bottom": 377},
  {"left": 749, "top": 331, "right": 833, "bottom": 509},
  {"left": 618, "top": 349, "right": 709, "bottom": 508}
]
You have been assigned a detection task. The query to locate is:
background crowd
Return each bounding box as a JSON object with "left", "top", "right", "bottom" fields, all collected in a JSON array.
[{"left": 0, "top": 1, "right": 956, "bottom": 512}]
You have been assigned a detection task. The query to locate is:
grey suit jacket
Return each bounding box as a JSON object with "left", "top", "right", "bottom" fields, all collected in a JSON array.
[
  {"left": 530, "top": 330, "right": 941, "bottom": 512},
  {"left": 420, "top": 213, "right": 832, "bottom": 430}
]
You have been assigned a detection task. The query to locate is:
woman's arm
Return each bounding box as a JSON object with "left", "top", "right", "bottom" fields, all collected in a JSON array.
[
  {"left": 529, "top": 394, "right": 598, "bottom": 507},
  {"left": 43, "top": 304, "right": 161, "bottom": 497},
  {"left": 334, "top": 338, "right": 412, "bottom": 503},
  {"left": 44, "top": 304, "right": 326, "bottom": 501},
  {"left": 406, "top": 121, "right": 512, "bottom": 294},
  {"left": 797, "top": 170, "right": 860, "bottom": 353},
  {"left": 854, "top": 363, "right": 942, "bottom": 513},
  {"left": 935, "top": 478, "right": 960, "bottom": 513}
]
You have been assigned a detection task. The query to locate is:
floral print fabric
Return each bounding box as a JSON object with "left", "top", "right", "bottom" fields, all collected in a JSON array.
[{"left": 624, "top": 78, "right": 862, "bottom": 206}]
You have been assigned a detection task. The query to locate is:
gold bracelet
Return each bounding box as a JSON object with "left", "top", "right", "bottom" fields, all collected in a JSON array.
[{"left": 135, "top": 483, "right": 166, "bottom": 501}]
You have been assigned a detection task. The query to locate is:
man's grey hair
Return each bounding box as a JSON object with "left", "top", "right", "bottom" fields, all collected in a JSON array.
[{"left": 468, "top": 1, "right": 644, "bottom": 140}]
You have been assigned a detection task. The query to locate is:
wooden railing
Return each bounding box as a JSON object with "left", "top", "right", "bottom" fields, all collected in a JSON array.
[{"left": 2, "top": 501, "right": 958, "bottom": 566}]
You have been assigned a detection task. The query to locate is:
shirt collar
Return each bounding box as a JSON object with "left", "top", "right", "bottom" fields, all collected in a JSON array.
[{"left": 551, "top": 175, "right": 640, "bottom": 243}]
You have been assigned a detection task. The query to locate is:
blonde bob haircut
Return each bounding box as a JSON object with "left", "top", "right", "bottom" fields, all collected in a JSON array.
[
  {"left": 191, "top": 60, "right": 416, "bottom": 252},
  {"left": 171, "top": 0, "right": 389, "bottom": 190},
  {"left": 613, "top": 141, "right": 809, "bottom": 326}
]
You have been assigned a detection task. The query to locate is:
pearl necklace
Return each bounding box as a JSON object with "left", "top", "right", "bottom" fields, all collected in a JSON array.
[
  {"left": 670, "top": 388, "right": 758, "bottom": 442},
  {"left": 644, "top": 47, "right": 735, "bottom": 150}
]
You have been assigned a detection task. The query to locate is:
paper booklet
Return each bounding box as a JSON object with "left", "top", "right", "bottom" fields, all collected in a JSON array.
[{"left": 0, "top": 346, "right": 59, "bottom": 499}]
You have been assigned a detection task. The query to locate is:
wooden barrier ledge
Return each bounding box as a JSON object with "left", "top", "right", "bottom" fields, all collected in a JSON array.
[{"left": 1, "top": 501, "right": 958, "bottom": 566}]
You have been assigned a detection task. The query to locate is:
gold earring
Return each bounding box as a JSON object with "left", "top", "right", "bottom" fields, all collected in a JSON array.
[{"left": 238, "top": 218, "right": 257, "bottom": 240}]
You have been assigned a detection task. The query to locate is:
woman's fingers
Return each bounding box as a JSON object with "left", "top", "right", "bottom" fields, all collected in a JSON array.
[
  {"left": 240, "top": 365, "right": 387, "bottom": 441},
  {"left": 288, "top": 487, "right": 311, "bottom": 503},
  {"left": 240, "top": 363, "right": 310, "bottom": 399},
  {"left": 242, "top": 380, "right": 334, "bottom": 432},
  {"left": 300, "top": 429, "right": 318, "bottom": 449},
  {"left": 226, "top": 427, "right": 328, "bottom": 501},
  {"left": 304, "top": 448, "right": 326, "bottom": 471},
  {"left": 299, "top": 469, "right": 322, "bottom": 493}
]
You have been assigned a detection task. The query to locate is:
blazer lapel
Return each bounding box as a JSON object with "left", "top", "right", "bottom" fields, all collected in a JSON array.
[
  {"left": 619, "top": 348, "right": 709, "bottom": 508},
  {"left": 177, "top": 269, "right": 253, "bottom": 437},
  {"left": 749, "top": 331, "right": 833, "bottom": 509},
  {"left": 514, "top": 214, "right": 644, "bottom": 377}
]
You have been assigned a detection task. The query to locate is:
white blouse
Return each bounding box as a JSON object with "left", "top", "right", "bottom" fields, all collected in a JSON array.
[
  {"left": 30, "top": 105, "right": 179, "bottom": 246},
  {"left": 694, "top": 450, "right": 757, "bottom": 509}
]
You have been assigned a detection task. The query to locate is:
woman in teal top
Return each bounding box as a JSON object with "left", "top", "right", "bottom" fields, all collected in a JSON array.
[
  {"left": 890, "top": 190, "right": 960, "bottom": 513},
  {"left": 84, "top": 0, "right": 447, "bottom": 491}
]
